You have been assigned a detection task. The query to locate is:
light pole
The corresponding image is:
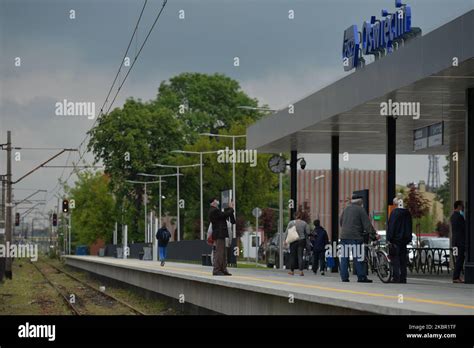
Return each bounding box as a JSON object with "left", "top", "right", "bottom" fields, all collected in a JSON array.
[
  {"left": 137, "top": 173, "right": 181, "bottom": 232},
  {"left": 171, "top": 150, "right": 220, "bottom": 240},
  {"left": 199, "top": 133, "right": 246, "bottom": 239},
  {"left": 125, "top": 180, "right": 163, "bottom": 243},
  {"left": 153, "top": 164, "right": 200, "bottom": 241}
]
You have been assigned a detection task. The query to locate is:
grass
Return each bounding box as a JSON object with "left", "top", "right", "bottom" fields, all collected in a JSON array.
[
  {"left": 0, "top": 258, "right": 70, "bottom": 315},
  {"left": 0, "top": 256, "right": 178, "bottom": 315},
  {"left": 48, "top": 258, "right": 176, "bottom": 315}
]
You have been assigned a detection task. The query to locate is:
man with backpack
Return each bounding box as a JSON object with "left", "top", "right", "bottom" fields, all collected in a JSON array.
[{"left": 156, "top": 223, "right": 171, "bottom": 267}]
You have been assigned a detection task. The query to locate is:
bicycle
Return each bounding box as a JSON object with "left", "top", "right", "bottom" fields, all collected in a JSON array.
[{"left": 365, "top": 240, "right": 392, "bottom": 283}]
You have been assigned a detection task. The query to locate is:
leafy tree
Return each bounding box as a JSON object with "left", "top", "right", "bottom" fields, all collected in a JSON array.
[
  {"left": 85, "top": 73, "right": 273, "bottom": 241},
  {"left": 404, "top": 185, "right": 430, "bottom": 243},
  {"left": 87, "top": 99, "right": 184, "bottom": 241},
  {"left": 148, "top": 118, "right": 280, "bottom": 240},
  {"left": 154, "top": 72, "right": 262, "bottom": 139},
  {"left": 67, "top": 171, "right": 117, "bottom": 246}
]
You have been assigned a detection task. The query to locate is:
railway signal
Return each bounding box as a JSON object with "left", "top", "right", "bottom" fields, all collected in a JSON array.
[{"left": 62, "top": 199, "right": 69, "bottom": 213}]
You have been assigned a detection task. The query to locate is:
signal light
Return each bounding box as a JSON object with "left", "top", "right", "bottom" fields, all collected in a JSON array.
[
  {"left": 62, "top": 199, "right": 69, "bottom": 213},
  {"left": 15, "top": 213, "right": 20, "bottom": 226},
  {"left": 52, "top": 213, "right": 57, "bottom": 227}
]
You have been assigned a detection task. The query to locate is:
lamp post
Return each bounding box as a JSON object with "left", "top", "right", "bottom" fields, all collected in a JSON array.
[
  {"left": 199, "top": 133, "right": 246, "bottom": 239},
  {"left": 171, "top": 150, "right": 220, "bottom": 240},
  {"left": 137, "top": 173, "right": 179, "bottom": 229},
  {"left": 153, "top": 164, "right": 200, "bottom": 241},
  {"left": 125, "top": 179, "right": 163, "bottom": 243}
]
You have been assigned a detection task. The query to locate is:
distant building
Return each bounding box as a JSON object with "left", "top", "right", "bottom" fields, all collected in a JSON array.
[{"left": 297, "top": 169, "right": 386, "bottom": 240}]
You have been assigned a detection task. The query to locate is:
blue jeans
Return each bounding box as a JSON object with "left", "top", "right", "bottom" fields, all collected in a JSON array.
[
  {"left": 339, "top": 239, "right": 366, "bottom": 281},
  {"left": 159, "top": 246, "right": 167, "bottom": 261}
]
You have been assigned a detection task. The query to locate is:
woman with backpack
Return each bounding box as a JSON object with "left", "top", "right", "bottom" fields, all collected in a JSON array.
[
  {"left": 156, "top": 223, "right": 171, "bottom": 266},
  {"left": 284, "top": 210, "right": 311, "bottom": 276}
]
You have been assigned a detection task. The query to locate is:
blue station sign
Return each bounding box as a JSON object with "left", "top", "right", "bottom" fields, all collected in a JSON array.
[{"left": 343, "top": 0, "right": 413, "bottom": 71}]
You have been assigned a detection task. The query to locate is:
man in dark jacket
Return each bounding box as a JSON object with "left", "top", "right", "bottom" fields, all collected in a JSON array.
[
  {"left": 156, "top": 223, "right": 171, "bottom": 267},
  {"left": 387, "top": 197, "right": 413, "bottom": 283},
  {"left": 451, "top": 200, "right": 466, "bottom": 283},
  {"left": 311, "top": 220, "right": 329, "bottom": 275},
  {"left": 209, "top": 197, "right": 235, "bottom": 276}
]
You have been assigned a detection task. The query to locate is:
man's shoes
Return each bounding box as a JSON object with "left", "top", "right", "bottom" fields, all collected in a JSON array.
[
  {"left": 321, "top": 271, "right": 325, "bottom": 276},
  {"left": 453, "top": 278, "right": 464, "bottom": 283},
  {"left": 160, "top": 261, "right": 165, "bottom": 267},
  {"left": 288, "top": 271, "right": 294, "bottom": 276},
  {"left": 213, "top": 272, "right": 225, "bottom": 276},
  {"left": 300, "top": 272, "right": 304, "bottom": 276},
  {"left": 223, "top": 271, "right": 232, "bottom": 276},
  {"left": 341, "top": 279, "right": 350, "bottom": 282},
  {"left": 357, "top": 278, "right": 373, "bottom": 283}
]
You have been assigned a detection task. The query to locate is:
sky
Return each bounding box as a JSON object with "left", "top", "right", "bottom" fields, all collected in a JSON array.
[{"left": 1, "top": 0, "right": 473, "bottom": 215}]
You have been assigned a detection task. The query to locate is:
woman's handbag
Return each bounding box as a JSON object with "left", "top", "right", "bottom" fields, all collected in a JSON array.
[{"left": 285, "top": 225, "right": 299, "bottom": 244}]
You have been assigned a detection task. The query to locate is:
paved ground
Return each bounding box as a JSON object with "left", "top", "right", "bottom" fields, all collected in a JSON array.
[{"left": 65, "top": 256, "right": 474, "bottom": 315}]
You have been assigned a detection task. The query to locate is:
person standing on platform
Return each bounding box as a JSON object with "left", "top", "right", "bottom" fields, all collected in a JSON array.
[
  {"left": 339, "top": 195, "right": 376, "bottom": 283},
  {"left": 311, "top": 219, "right": 329, "bottom": 275},
  {"left": 284, "top": 210, "right": 311, "bottom": 277},
  {"left": 156, "top": 223, "right": 171, "bottom": 267},
  {"left": 387, "top": 197, "right": 412, "bottom": 284},
  {"left": 208, "top": 197, "right": 235, "bottom": 276},
  {"left": 451, "top": 200, "right": 466, "bottom": 283}
]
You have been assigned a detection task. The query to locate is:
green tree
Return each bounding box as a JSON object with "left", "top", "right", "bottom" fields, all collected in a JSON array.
[
  {"left": 404, "top": 185, "right": 430, "bottom": 243},
  {"left": 67, "top": 171, "right": 117, "bottom": 246},
  {"left": 154, "top": 72, "right": 262, "bottom": 139},
  {"left": 150, "top": 118, "right": 281, "bottom": 240},
  {"left": 87, "top": 99, "right": 184, "bottom": 241}
]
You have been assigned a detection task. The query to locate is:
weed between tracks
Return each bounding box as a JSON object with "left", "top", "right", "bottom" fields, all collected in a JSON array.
[{"left": 0, "top": 257, "right": 178, "bottom": 315}]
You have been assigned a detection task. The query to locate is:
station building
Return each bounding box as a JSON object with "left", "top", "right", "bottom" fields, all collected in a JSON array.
[{"left": 247, "top": 9, "right": 474, "bottom": 282}]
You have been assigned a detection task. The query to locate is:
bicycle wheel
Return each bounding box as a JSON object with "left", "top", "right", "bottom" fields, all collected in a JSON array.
[{"left": 376, "top": 251, "right": 392, "bottom": 283}]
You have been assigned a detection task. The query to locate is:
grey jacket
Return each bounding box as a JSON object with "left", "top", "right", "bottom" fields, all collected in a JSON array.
[
  {"left": 285, "top": 219, "right": 311, "bottom": 241},
  {"left": 339, "top": 201, "right": 376, "bottom": 241}
]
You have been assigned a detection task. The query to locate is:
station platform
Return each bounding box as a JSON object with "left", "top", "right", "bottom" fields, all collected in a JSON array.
[{"left": 64, "top": 256, "right": 474, "bottom": 315}]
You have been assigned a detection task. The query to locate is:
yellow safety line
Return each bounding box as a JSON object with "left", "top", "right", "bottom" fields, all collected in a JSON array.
[{"left": 161, "top": 265, "right": 474, "bottom": 311}]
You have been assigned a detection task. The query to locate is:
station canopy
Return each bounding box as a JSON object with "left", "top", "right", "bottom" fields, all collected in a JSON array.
[{"left": 246, "top": 10, "right": 474, "bottom": 155}]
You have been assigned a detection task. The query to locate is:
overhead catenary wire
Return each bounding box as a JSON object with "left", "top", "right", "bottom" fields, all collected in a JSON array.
[{"left": 60, "top": 0, "right": 168, "bottom": 191}]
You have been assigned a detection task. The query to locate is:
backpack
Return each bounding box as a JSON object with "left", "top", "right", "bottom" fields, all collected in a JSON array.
[{"left": 157, "top": 228, "right": 171, "bottom": 243}]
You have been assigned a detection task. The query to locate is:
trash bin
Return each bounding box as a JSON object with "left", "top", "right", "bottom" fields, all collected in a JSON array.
[
  {"left": 202, "top": 254, "right": 212, "bottom": 266},
  {"left": 142, "top": 247, "right": 152, "bottom": 261},
  {"left": 75, "top": 245, "right": 88, "bottom": 255}
]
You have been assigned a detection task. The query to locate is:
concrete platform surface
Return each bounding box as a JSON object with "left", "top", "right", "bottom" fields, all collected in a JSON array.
[{"left": 64, "top": 256, "right": 474, "bottom": 315}]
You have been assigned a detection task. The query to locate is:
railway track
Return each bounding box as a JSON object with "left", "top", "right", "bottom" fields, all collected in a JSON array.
[{"left": 31, "top": 260, "right": 146, "bottom": 315}]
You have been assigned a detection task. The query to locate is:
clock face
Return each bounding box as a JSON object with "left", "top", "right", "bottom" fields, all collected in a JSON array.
[{"left": 268, "top": 155, "right": 287, "bottom": 174}]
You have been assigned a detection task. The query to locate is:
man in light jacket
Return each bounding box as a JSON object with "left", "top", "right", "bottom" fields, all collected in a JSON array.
[{"left": 339, "top": 195, "right": 376, "bottom": 283}]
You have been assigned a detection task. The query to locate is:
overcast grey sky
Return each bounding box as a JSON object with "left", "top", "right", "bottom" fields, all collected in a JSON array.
[{"left": 1, "top": 0, "right": 473, "bottom": 213}]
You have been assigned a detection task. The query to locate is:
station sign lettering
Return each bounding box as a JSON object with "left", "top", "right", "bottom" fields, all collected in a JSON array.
[{"left": 343, "top": 0, "right": 413, "bottom": 71}]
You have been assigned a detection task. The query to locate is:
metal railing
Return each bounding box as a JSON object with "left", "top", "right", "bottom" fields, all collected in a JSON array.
[{"left": 407, "top": 247, "right": 453, "bottom": 275}]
